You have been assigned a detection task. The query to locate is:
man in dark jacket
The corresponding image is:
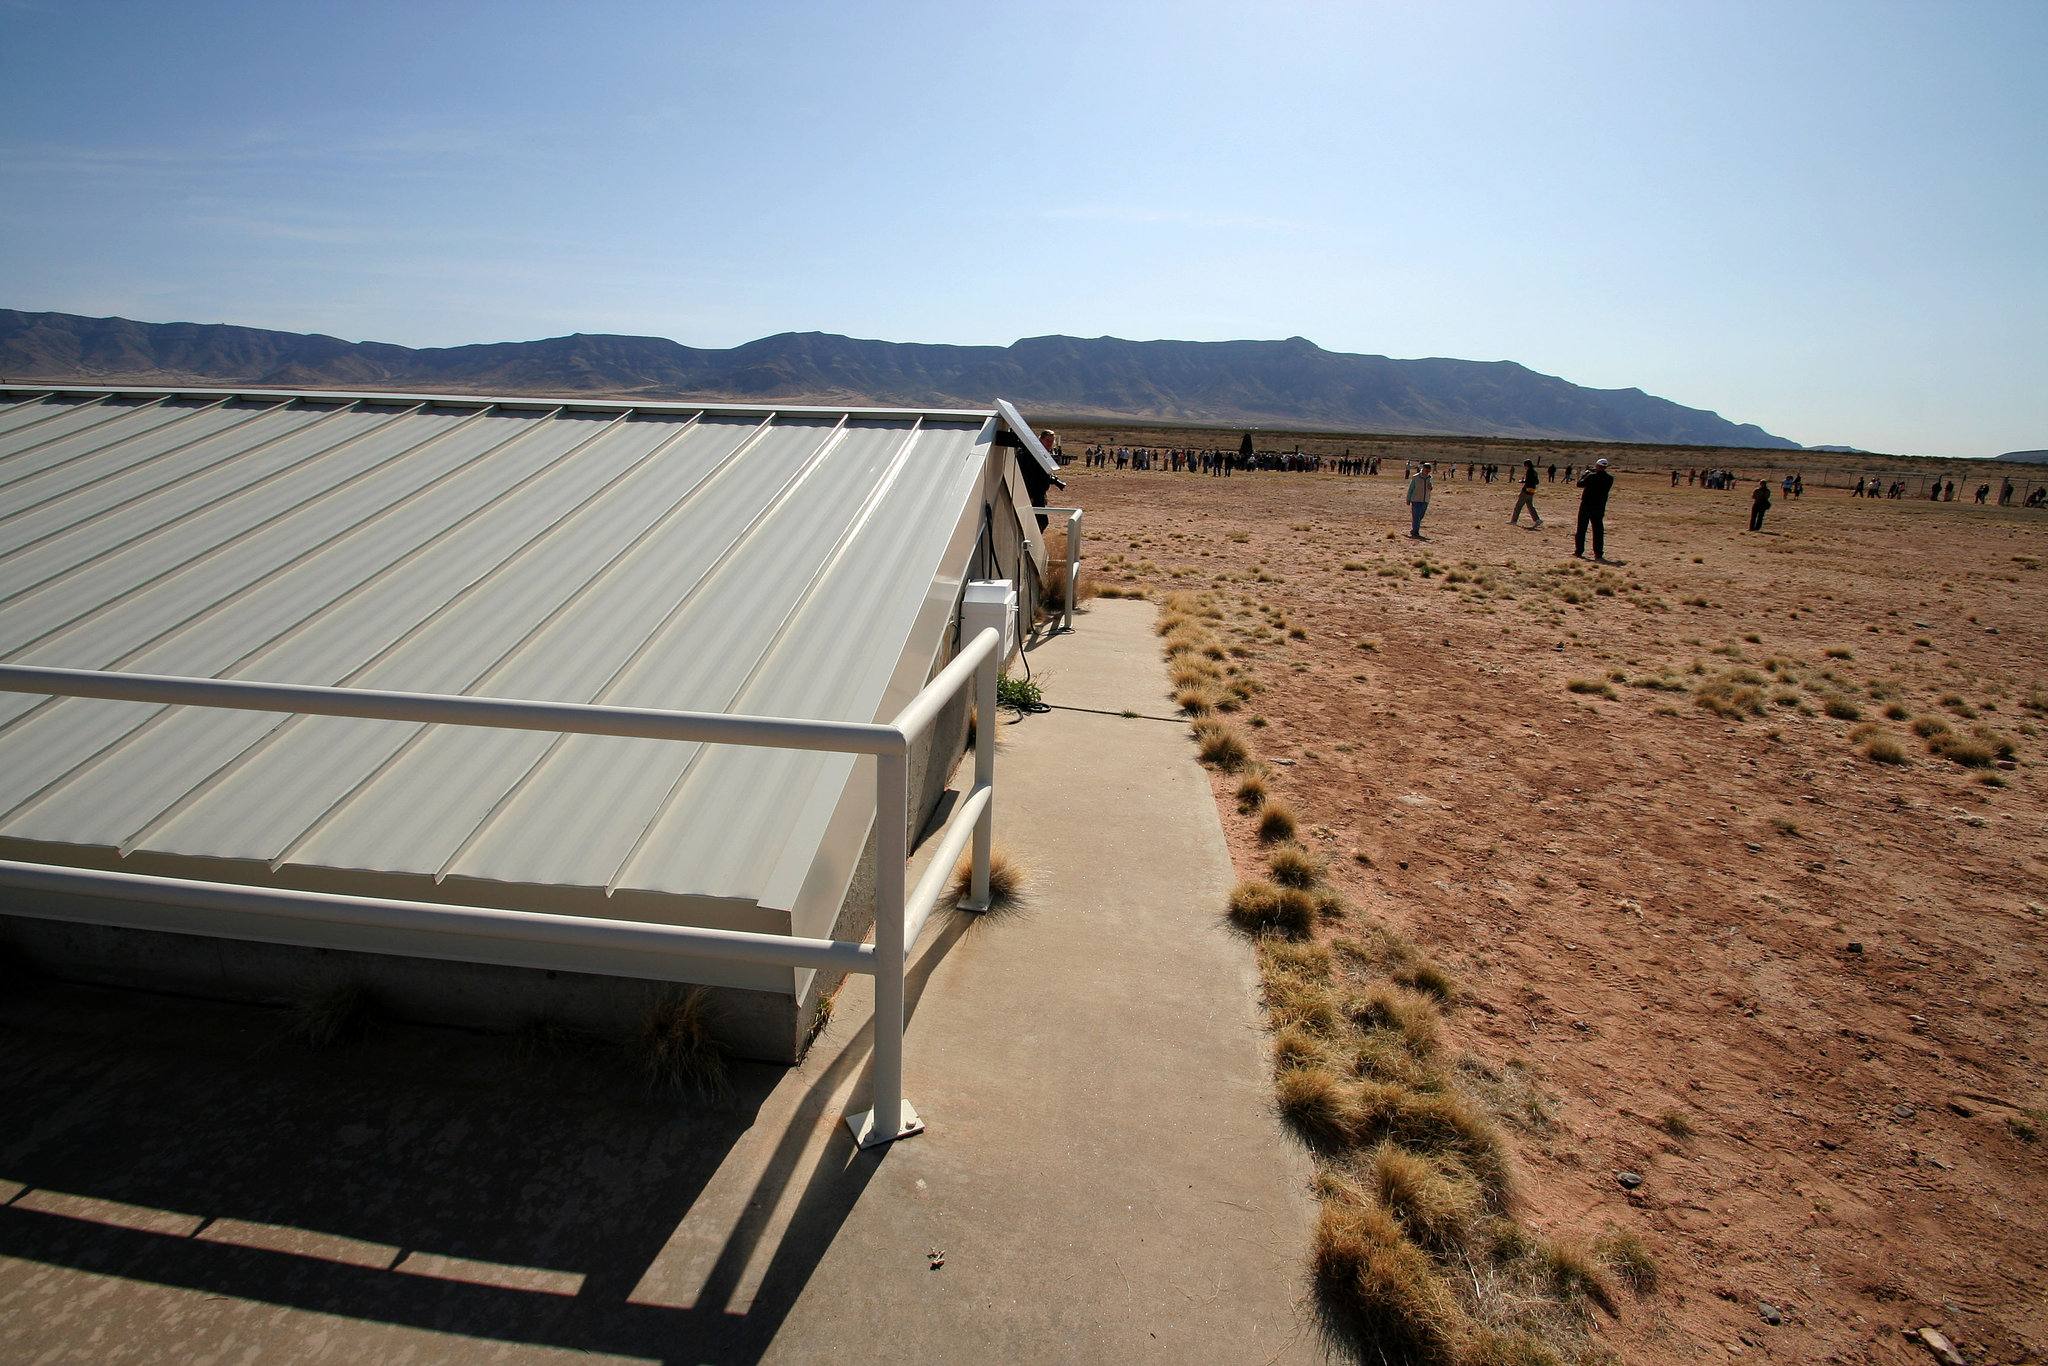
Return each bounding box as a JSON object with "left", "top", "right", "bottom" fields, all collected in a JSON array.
[
  {"left": 1511, "top": 459, "right": 1543, "bottom": 527},
  {"left": 1575, "top": 458, "right": 1614, "bottom": 560},
  {"left": 1749, "top": 479, "right": 1772, "bottom": 531}
]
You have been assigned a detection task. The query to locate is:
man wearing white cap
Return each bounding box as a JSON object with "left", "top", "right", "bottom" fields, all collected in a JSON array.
[{"left": 1575, "top": 458, "right": 1614, "bottom": 560}]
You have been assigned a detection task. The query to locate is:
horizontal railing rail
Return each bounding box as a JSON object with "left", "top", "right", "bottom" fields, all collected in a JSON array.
[{"left": 0, "top": 625, "right": 1003, "bottom": 1149}]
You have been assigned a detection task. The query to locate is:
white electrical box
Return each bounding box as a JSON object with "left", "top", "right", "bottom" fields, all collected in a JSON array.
[{"left": 961, "top": 579, "right": 1017, "bottom": 663}]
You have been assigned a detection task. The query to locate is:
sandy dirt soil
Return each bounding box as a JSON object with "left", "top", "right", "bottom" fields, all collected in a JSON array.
[{"left": 1055, "top": 460, "right": 2048, "bottom": 1365}]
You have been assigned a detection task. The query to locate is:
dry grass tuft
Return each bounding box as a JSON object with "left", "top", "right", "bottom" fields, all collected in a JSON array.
[
  {"left": 1334, "top": 927, "right": 1459, "bottom": 1001},
  {"left": 1930, "top": 733, "right": 1997, "bottom": 767},
  {"left": 1191, "top": 719, "right": 1250, "bottom": 770},
  {"left": 634, "top": 988, "right": 731, "bottom": 1098},
  {"left": 1350, "top": 984, "right": 1443, "bottom": 1055},
  {"left": 1279, "top": 1064, "right": 1359, "bottom": 1149},
  {"left": 1864, "top": 733, "right": 1907, "bottom": 764},
  {"left": 1694, "top": 668, "right": 1766, "bottom": 718},
  {"left": 1229, "top": 879, "right": 1316, "bottom": 938},
  {"left": 1268, "top": 842, "right": 1326, "bottom": 888},
  {"left": 949, "top": 844, "right": 1030, "bottom": 912},
  {"left": 1038, "top": 559, "right": 1100, "bottom": 613},
  {"left": 1822, "top": 695, "right": 1862, "bottom": 721},
  {"left": 1257, "top": 798, "right": 1299, "bottom": 843},
  {"left": 285, "top": 982, "right": 377, "bottom": 1049},
  {"left": 516, "top": 1017, "right": 604, "bottom": 1058},
  {"left": 1235, "top": 770, "right": 1269, "bottom": 812},
  {"left": 1240, "top": 833, "right": 1620, "bottom": 1361},
  {"left": 1367, "top": 1143, "right": 1483, "bottom": 1251},
  {"left": 1656, "top": 1110, "right": 1695, "bottom": 1139},
  {"left": 1564, "top": 678, "right": 1615, "bottom": 698},
  {"left": 1312, "top": 1188, "right": 1467, "bottom": 1365},
  {"left": 1535, "top": 1241, "right": 1618, "bottom": 1316},
  {"left": 1595, "top": 1231, "right": 1660, "bottom": 1295}
]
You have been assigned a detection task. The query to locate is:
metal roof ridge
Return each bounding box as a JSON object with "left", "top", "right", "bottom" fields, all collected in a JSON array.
[{"left": 2, "top": 383, "right": 998, "bottom": 422}]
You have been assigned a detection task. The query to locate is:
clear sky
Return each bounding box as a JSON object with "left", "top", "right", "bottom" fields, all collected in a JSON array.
[{"left": 2, "top": 1, "right": 2042, "bottom": 456}]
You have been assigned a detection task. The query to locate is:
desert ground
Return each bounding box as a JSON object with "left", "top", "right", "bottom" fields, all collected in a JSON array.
[{"left": 1054, "top": 455, "right": 2047, "bottom": 1365}]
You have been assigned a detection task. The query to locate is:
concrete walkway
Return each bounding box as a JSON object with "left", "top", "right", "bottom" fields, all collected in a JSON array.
[
  {"left": 633, "top": 597, "right": 1322, "bottom": 1363},
  {"left": 0, "top": 600, "right": 1321, "bottom": 1364}
]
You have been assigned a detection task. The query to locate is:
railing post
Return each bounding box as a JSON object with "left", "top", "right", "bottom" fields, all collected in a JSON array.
[
  {"left": 849, "top": 748, "right": 921, "bottom": 1149},
  {"left": 1062, "top": 509, "right": 1081, "bottom": 632},
  {"left": 969, "top": 634, "right": 996, "bottom": 909}
]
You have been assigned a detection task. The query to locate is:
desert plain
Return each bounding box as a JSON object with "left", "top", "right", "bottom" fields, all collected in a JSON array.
[{"left": 1055, "top": 450, "right": 2047, "bottom": 1365}]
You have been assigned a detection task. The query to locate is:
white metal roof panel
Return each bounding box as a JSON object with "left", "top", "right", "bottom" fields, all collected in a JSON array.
[{"left": 0, "top": 386, "right": 1004, "bottom": 929}]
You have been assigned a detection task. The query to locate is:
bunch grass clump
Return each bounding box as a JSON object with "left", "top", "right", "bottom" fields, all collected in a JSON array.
[
  {"left": 1822, "top": 695, "right": 1862, "bottom": 721},
  {"left": 1257, "top": 797, "right": 1300, "bottom": 843},
  {"left": 1191, "top": 719, "right": 1250, "bottom": 770},
  {"left": 1229, "top": 880, "right": 1316, "bottom": 938},
  {"left": 1246, "top": 913, "right": 1621, "bottom": 1362},
  {"left": 1268, "top": 842, "right": 1326, "bottom": 889},
  {"left": 1930, "top": 733, "right": 1997, "bottom": 767},
  {"left": 1693, "top": 667, "right": 1766, "bottom": 718},
  {"left": 948, "top": 844, "right": 1030, "bottom": 912},
  {"left": 285, "top": 982, "right": 378, "bottom": 1049},
  {"left": 634, "top": 988, "right": 731, "bottom": 1099}
]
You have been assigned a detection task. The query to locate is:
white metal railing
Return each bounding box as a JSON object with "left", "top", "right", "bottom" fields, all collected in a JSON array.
[
  {"left": 0, "top": 626, "right": 1000, "bottom": 1149},
  {"left": 1040, "top": 506, "right": 1083, "bottom": 631}
]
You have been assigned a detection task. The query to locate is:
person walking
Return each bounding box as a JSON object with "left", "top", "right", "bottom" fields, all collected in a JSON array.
[
  {"left": 1406, "top": 462, "right": 1434, "bottom": 539},
  {"left": 1511, "top": 459, "right": 1544, "bottom": 527},
  {"left": 1574, "top": 458, "right": 1613, "bottom": 560},
  {"left": 1749, "top": 479, "right": 1772, "bottom": 531}
]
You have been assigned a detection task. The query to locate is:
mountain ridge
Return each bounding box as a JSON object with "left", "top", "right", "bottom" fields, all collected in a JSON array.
[{"left": 0, "top": 309, "right": 1800, "bottom": 448}]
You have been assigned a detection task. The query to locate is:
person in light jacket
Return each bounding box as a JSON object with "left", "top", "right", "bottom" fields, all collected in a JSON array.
[{"left": 1407, "top": 463, "right": 1434, "bottom": 539}]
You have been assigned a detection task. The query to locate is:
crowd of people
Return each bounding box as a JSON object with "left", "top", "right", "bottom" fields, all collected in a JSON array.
[
  {"left": 1074, "top": 444, "right": 1387, "bottom": 475},
  {"left": 1064, "top": 446, "right": 2039, "bottom": 509},
  {"left": 1064, "top": 437, "right": 2048, "bottom": 513},
  {"left": 1850, "top": 473, "right": 2043, "bottom": 507}
]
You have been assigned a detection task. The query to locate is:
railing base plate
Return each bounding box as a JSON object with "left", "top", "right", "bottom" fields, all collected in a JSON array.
[{"left": 846, "top": 1101, "right": 924, "bottom": 1150}]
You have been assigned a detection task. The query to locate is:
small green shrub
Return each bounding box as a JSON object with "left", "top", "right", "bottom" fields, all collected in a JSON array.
[{"left": 996, "top": 674, "right": 1043, "bottom": 710}]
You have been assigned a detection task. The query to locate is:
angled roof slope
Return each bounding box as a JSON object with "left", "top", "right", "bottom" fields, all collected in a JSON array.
[{"left": 0, "top": 386, "right": 1005, "bottom": 926}]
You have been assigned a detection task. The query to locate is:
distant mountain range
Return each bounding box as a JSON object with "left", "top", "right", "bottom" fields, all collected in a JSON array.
[
  {"left": 0, "top": 308, "right": 1801, "bottom": 448},
  {"left": 1997, "top": 449, "right": 2048, "bottom": 463}
]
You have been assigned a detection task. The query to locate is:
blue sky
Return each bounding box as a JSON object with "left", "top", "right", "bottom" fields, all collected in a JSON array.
[{"left": 2, "top": 1, "right": 2042, "bottom": 456}]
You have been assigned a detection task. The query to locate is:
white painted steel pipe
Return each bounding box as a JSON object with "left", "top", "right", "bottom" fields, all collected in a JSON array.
[
  {"left": 855, "top": 750, "right": 917, "bottom": 1149},
  {"left": 887, "top": 627, "right": 998, "bottom": 744},
  {"left": 0, "top": 858, "right": 876, "bottom": 975},
  {"left": 970, "top": 632, "right": 997, "bottom": 910},
  {"left": 0, "top": 665, "right": 906, "bottom": 756},
  {"left": 0, "top": 625, "right": 1004, "bottom": 1153},
  {"left": 903, "top": 782, "right": 992, "bottom": 951},
  {"left": 1040, "top": 507, "right": 1083, "bottom": 631}
]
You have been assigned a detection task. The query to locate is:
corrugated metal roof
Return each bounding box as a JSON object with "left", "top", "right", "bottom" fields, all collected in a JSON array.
[{"left": 0, "top": 385, "right": 1005, "bottom": 935}]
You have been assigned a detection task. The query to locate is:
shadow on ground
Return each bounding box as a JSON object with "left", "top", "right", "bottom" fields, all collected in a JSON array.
[{"left": 0, "top": 917, "right": 977, "bottom": 1364}]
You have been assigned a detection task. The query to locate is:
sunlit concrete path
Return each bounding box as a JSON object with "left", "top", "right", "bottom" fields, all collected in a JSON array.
[
  {"left": 691, "top": 597, "right": 1324, "bottom": 1363},
  {"left": 0, "top": 599, "right": 1320, "bottom": 1365}
]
